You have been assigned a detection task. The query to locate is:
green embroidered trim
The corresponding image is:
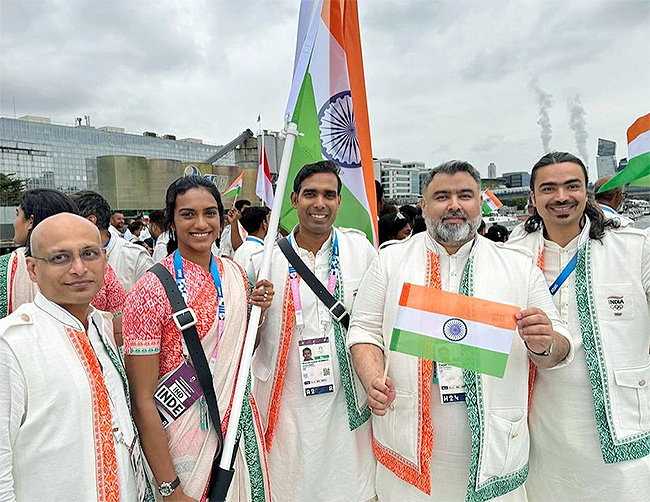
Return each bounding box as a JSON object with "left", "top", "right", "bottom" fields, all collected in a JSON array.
[
  {"left": 0, "top": 253, "right": 11, "bottom": 319},
  {"left": 238, "top": 375, "right": 266, "bottom": 502},
  {"left": 461, "top": 257, "right": 528, "bottom": 502},
  {"left": 576, "top": 242, "right": 650, "bottom": 463},
  {"left": 331, "top": 235, "right": 371, "bottom": 430}
]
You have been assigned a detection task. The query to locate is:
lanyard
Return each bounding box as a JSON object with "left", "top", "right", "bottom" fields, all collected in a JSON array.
[
  {"left": 246, "top": 236, "right": 264, "bottom": 245},
  {"left": 287, "top": 232, "right": 339, "bottom": 329},
  {"left": 173, "top": 250, "right": 225, "bottom": 362},
  {"left": 548, "top": 250, "right": 579, "bottom": 296}
]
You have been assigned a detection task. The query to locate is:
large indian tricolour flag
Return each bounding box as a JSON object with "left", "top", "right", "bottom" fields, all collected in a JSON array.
[
  {"left": 390, "top": 283, "right": 520, "bottom": 378},
  {"left": 281, "top": 0, "right": 378, "bottom": 244}
]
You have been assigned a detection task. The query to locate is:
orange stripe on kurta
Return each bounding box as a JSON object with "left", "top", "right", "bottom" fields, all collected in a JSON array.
[
  {"left": 373, "top": 252, "right": 440, "bottom": 494},
  {"left": 66, "top": 327, "right": 120, "bottom": 502},
  {"left": 264, "top": 277, "right": 295, "bottom": 451},
  {"left": 627, "top": 112, "right": 650, "bottom": 144},
  {"left": 7, "top": 255, "right": 17, "bottom": 315}
]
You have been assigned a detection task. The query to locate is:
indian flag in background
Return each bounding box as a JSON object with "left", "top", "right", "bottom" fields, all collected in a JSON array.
[
  {"left": 390, "top": 283, "right": 520, "bottom": 378},
  {"left": 223, "top": 171, "right": 244, "bottom": 197},
  {"left": 481, "top": 189, "right": 503, "bottom": 215},
  {"left": 599, "top": 112, "right": 650, "bottom": 191},
  {"left": 282, "top": 0, "right": 378, "bottom": 244}
]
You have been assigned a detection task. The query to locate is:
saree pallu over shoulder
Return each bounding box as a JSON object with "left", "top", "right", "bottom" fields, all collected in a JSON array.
[
  {"left": 163, "top": 257, "right": 270, "bottom": 502},
  {"left": 0, "top": 248, "right": 37, "bottom": 318}
]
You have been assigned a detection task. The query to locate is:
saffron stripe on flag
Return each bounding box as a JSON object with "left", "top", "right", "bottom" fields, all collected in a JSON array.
[
  {"left": 398, "top": 283, "right": 519, "bottom": 331},
  {"left": 390, "top": 328, "right": 510, "bottom": 378},
  {"left": 627, "top": 112, "right": 650, "bottom": 144}
]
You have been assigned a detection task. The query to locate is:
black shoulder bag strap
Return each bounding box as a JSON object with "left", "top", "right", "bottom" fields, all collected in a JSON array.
[
  {"left": 149, "top": 263, "right": 227, "bottom": 496},
  {"left": 278, "top": 237, "right": 350, "bottom": 330}
]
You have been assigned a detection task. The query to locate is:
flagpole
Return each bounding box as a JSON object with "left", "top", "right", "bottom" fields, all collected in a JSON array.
[{"left": 213, "top": 122, "right": 299, "bottom": 500}]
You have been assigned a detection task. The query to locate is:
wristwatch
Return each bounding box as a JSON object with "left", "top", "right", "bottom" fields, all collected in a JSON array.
[{"left": 158, "top": 476, "right": 181, "bottom": 497}]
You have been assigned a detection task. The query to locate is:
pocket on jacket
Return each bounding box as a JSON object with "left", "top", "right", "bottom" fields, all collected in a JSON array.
[
  {"left": 595, "top": 283, "right": 636, "bottom": 321},
  {"left": 481, "top": 408, "right": 529, "bottom": 479},
  {"left": 373, "top": 388, "right": 417, "bottom": 463},
  {"left": 614, "top": 362, "right": 650, "bottom": 432},
  {"left": 251, "top": 354, "right": 272, "bottom": 382}
]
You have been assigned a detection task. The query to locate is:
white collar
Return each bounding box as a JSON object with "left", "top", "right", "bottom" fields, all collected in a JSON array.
[{"left": 33, "top": 291, "right": 97, "bottom": 331}]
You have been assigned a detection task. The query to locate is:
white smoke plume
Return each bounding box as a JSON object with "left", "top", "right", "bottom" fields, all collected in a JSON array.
[
  {"left": 529, "top": 80, "right": 553, "bottom": 153},
  {"left": 567, "top": 94, "right": 589, "bottom": 164}
]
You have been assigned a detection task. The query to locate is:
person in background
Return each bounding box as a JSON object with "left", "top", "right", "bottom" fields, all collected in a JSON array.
[
  {"left": 378, "top": 212, "right": 412, "bottom": 245},
  {"left": 233, "top": 206, "right": 270, "bottom": 270},
  {"left": 220, "top": 199, "right": 251, "bottom": 258},
  {"left": 123, "top": 176, "right": 273, "bottom": 502},
  {"left": 124, "top": 220, "right": 144, "bottom": 242},
  {"left": 73, "top": 191, "right": 154, "bottom": 292},
  {"left": 485, "top": 223, "right": 509, "bottom": 242},
  {"left": 379, "top": 201, "right": 399, "bottom": 218},
  {"left": 399, "top": 204, "right": 419, "bottom": 228},
  {"left": 0, "top": 213, "right": 154, "bottom": 502},
  {"left": 594, "top": 175, "right": 633, "bottom": 227},
  {"left": 375, "top": 180, "right": 386, "bottom": 218},
  {"left": 110, "top": 210, "right": 126, "bottom": 239},
  {"left": 477, "top": 219, "right": 487, "bottom": 236}
]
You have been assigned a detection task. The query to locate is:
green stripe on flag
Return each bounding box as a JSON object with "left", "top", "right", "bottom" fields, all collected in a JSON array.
[
  {"left": 390, "top": 328, "right": 509, "bottom": 378},
  {"left": 481, "top": 200, "right": 493, "bottom": 215},
  {"left": 599, "top": 151, "right": 650, "bottom": 191}
]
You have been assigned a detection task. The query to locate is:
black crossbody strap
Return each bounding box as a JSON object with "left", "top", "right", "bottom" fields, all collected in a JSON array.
[
  {"left": 149, "top": 264, "right": 224, "bottom": 476},
  {"left": 278, "top": 237, "right": 349, "bottom": 330}
]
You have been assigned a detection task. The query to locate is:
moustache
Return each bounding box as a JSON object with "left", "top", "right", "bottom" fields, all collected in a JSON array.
[{"left": 442, "top": 210, "right": 468, "bottom": 221}]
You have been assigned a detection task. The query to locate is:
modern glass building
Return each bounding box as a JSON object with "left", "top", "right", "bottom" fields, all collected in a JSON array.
[{"left": 0, "top": 116, "right": 227, "bottom": 193}]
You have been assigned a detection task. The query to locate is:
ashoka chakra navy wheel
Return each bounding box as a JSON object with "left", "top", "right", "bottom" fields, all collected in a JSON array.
[
  {"left": 318, "top": 91, "right": 361, "bottom": 169},
  {"left": 442, "top": 318, "right": 468, "bottom": 342}
]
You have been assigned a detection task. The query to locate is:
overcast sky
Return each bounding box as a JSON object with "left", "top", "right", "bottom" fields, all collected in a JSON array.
[{"left": 1, "top": 0, "right": 649, "bottom": 180}]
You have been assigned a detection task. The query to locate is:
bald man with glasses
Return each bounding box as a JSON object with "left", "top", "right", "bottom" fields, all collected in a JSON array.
[{"left": 0, "top": 213, "right": 155, "bottom": 502}]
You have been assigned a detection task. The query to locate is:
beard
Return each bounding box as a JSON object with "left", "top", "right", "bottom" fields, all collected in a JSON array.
[{"left": 426, "top": 209, "right": 482, "bottom": 246}]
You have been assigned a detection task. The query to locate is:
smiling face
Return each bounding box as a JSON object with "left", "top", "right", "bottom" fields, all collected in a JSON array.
[
  {"left": 27, "top": 214, "right": 105, "bottom": 313},
  {"left": 291, "top": 172, "right": 341, "bottom": 239},
  {"left": 420, "top": 171, "right": 482, "bottom": 250},
  {"left": 172, "top": 187, "right": 221, "bottom": 263},
  {"left": 531, "top": 161, "right": 587, "bottom": 238}
]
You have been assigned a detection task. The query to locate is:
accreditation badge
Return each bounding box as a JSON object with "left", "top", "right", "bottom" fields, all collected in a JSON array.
[
  {"left": 154, "top": 361, "right": 204, "bottom": 428},
  {"left": 299, "top": 337, "right": 335, "bottom": 397},
  {"left": 437, "top": 362, "right": 466, "bottom": 404}
]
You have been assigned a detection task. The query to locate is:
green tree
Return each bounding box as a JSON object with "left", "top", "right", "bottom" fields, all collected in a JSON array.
[{"left": 0, "top": 173, "right": 26, "bottom": 206}]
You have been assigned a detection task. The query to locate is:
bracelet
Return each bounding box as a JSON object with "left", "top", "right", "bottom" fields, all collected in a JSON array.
[{"left": 524, "top": 341, "right": 551, "bottom": 357}]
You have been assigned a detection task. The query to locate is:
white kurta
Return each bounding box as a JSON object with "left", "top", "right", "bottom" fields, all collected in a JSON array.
[
  {"left": 362, "top": 239, "right": 528, "bottom": 502},
  {"left": 251, "top": 229, "right": 377, "bottom": 502},
  {"left": 0, "top": 294, "right": 142, "bottom": 502},
  {"left": 105, "top": 234, "right": 154, "bottom": 291},
  {"left": 526, "top": 235, "right": 650, "bottom": 501},
  {"left": 233, "top": 237, "right": 263, "bottom": 270}
]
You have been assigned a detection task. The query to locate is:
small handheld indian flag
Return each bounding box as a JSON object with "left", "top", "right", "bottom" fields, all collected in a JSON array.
[
  {"left": 389, "top": 283, "right": 520, "bottom": 378},
  {"left": 223, "top": 172, "right": 244, "bottom": 198},
  {"left": 481, "top": 189, "right": 503, "bottom": 215}
]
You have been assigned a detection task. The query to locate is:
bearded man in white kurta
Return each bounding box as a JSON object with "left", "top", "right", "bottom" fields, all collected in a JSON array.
[
  {"left": 0, "top": 213, "right": 154, "bottom": 502},
  {"left": 250, "top": 161, "right": 377, "bottom": 502},
  {"left": 348, "top": 160, "right": 572, "bottom": 502},
  {"left": 508, "top": 151, "right": 650, "bottom": 501}
]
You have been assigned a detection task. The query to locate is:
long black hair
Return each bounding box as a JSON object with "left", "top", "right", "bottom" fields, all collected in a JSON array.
[
  {"left": 524, "top": 151, "right": 618, "bottom": 240},
  {"left": 164, "top": 176, "right": 225, "bottom": 255},
  {"left": 19, "top": 189, "right": 79, "bottom": 256}
]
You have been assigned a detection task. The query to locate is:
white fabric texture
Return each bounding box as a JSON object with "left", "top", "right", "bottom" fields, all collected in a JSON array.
[
  {"left": 0, "top": 294, "right": 140, "bottom": 502},
  {"left": 233, "top": 238, "right": 263, "bottom": 271},
  {"left": 516, "top": 229, "right": 650, "bottom": 501},
  {"left": 105, "top": 234, "right": 154, "bottom": 291}
]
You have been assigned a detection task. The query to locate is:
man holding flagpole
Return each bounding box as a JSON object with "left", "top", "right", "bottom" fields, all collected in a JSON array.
[
  {"left": 509, "top": 150, "right": 650, "bottom": 501},
  {"left": 348, "top": 160, "right": 572, "bottom": 501},
  {"left": 249, "top": 161, "right": 378, "bottom": 501}
]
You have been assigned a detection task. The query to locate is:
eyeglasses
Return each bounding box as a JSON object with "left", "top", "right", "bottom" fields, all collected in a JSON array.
[{"left": 32, "top": 247, "right": 104, "bottom": 267}]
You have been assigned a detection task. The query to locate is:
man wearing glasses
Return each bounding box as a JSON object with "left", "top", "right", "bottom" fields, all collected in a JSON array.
[
  {"left": 594, "top": 175, "right": 633, "bottom": 227},
  {"left": 0, "top": 213, "right": 154, "bottom": 502}
]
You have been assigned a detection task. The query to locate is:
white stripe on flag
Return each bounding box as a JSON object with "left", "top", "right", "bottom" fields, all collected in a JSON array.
[
  {"left": 393, "top": 305, "right": 515, "bottom": 354},
  {"left": 629, "top": 129, "right": 650, "bottom": 159}
]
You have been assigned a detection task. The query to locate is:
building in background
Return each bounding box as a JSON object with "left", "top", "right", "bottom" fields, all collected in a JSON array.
[
  {"left": 487, "top": 162, "right": 497, "bottom": 179},
  {"left": 501, "top": 171, "right": 531, "bottom": 188},
  {"left": 617, "top": 157, "right": 628, "bottom": 173},
  {"left": 374, "top": 157, "right": 428, "bottom": 204},
  {"left": 596, "top": 138, "right": 617, "bottom": 178}
]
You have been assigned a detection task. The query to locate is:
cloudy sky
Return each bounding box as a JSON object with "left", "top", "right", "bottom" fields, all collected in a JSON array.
[{"left": 1, "top": 0, "right": 648, "bottom": 180}]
